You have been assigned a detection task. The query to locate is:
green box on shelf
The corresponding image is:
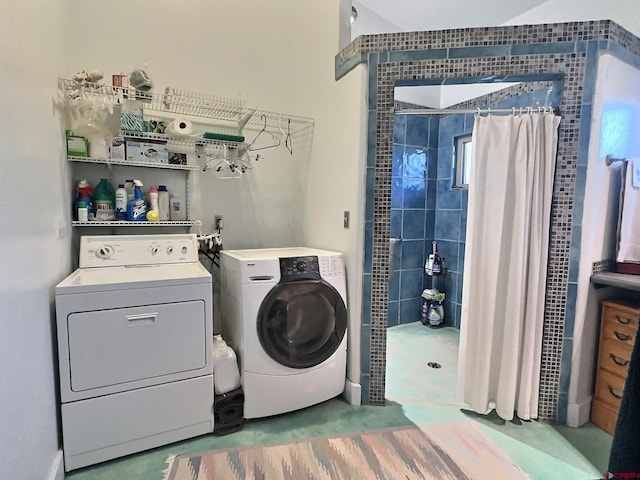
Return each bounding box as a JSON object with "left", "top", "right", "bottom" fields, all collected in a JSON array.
[{"left": 66, "top": 130, "right": 88, "bottom": 157}]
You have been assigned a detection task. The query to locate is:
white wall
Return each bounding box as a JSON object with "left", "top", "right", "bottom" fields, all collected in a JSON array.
[
  {"left": 352, "top": 0, "right": 401, "bottom": 39},
  {"left": 0, "top": 2, "right": 71, "bottom": 479},
  {"left": 567, "top": 53, "right": 640, "bottom": 426}
]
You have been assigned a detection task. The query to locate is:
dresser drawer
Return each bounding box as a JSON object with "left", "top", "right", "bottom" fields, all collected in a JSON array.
[
  {"left": 602, "top": 301, "right": 640, "bottom": 333},
  {"left": 594, "top": 369, "right": 626, "bottom": 411},
  {"left": 598, "top": 339, "right": 633, "bottom": 378},
  {"left": 601, "top": 316, "right": 636, "bottom": 347},
  {"left": 591, "top": 398, "right": 618, "bottom": 435}
]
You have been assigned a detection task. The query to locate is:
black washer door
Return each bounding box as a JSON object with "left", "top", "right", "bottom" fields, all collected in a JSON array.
[{"left": 257, "top": 280, "right": 347, "bottom": 369}]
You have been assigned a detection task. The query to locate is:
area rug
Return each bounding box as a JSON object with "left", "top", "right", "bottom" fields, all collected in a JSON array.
[{"left": 163, "top": 421, "right": 529, "bottom": 480}]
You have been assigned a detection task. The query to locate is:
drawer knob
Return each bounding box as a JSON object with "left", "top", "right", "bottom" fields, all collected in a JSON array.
[
  {"left": 608, "top": 385, "right": 623, "bottom": 399},
  {"left": 609, "top": 353, "right": 630, "bottom": 367},
  {"left": 614, "top": 330, "right": 632, "bottom": 341},
  {"left": 615, "top": 314, "right": 632, "bottom": 325}
]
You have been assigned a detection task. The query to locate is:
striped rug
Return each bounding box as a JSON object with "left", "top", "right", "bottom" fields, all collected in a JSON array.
[{"left": 163, "top": 421, "right": 529, "bottom": 480}]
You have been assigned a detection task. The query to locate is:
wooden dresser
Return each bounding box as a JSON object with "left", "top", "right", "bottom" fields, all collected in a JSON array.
[{"left": 591, "top": 299, "right": 640, "bottom": 435}]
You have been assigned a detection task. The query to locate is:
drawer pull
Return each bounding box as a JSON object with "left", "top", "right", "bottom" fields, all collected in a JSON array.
[
  {"left": 614, "top": 330, "right": 632, "bottom": 341},
  {"left": 125, "top": 312, "right": 158, "bottom": 326},
  {"left": 608, "top": 385, "right": 623, "bottom": 399},
  {"left": 609, "top": 353, "right": 630, "bottom": 367},
  {"left": 615, "top": 314, "right": 632, "bottom": 325}
]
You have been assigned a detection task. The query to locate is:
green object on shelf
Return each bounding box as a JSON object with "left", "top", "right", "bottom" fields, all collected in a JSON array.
[{"left": 202, "top": 132, "right": 245, "bottom": 143}]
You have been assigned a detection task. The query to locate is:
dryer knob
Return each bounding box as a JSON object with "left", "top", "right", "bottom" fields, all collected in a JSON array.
[
  {"left": 167, "top": 246, "right": 174, "bottom": 255},
  {"left": 151, "top": 246, "right": 159, "bottom": 255},
  {"left": 297, "top": 262, "right": 306, "bottom": 272}
]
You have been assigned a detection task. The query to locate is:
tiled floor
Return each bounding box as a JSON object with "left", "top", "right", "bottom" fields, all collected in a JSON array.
[{"left": 66, "top": 322, "right": 611, "bottom": 479}]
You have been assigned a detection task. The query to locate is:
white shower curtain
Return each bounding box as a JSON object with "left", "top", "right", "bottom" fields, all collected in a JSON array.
[{"left": 457, "top": 112, "right": 561, "bottom": 421}]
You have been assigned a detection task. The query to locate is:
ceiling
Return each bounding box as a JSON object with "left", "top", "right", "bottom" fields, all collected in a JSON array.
[
  {"left": 352, "top": 0, "right": 548, "bottom": 35},
  {"left": 351, "top": 0, "right": 549, "bottom": 107}
]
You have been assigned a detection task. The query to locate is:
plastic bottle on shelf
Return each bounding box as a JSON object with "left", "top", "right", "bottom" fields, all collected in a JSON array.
[
  {"left": 158, "top": 185, "right": 170, "bottom": 221},
  {"left": 75, "top": 180, "right": 94, "bottom": 221},
  {"left": 125, "top": 179, "right": 135, "bottom": 202},
  {"left": 431, "top": 240, "right": 441, "bottom": 275},
  {"left": 169, "top": 193, "right": 186, "bottom": 221},
  {"left": 77, "top": 201, "right": 88, "bottom": 222},
  {"left": 115, "top": 184, "right": 127, "bottom": 220},
  {"left": 126, "top": 179, "right": 147, "bottom": 221},
  {"left": 93, "top": 178, "right": 116, "bottom": 221},
  {"left": 148, "top": 185, "right": 159, "bottom": 211},
  {"left": 421, "top": 300, "right": 429, "bottom": 324}
]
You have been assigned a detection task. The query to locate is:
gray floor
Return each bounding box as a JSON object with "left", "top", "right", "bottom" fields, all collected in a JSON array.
[{"left": 67, "top": 321, "right": 612, "bottom": 479}]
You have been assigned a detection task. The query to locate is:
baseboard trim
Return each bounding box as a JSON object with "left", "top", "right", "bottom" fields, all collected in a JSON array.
[
  {"left": 48, "top": 450, "right": 64, "bottom": 480},
  {"left": 343, "top": 379, "right": 361, "bottom": 406},
  {"left": 567, "top": 396, "right": 592, "bottom": 427}
]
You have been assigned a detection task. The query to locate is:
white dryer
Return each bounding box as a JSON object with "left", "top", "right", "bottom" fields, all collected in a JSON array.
[
  {"left": 55, "top": 234, "right": 214, "bottom": 471},
  {"left": 220, "top": 247, "right": 347, "bottom": 419}
]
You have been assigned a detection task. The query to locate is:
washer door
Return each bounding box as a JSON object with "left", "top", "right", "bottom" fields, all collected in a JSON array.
[{"left": 257, "top": 280, "right": 347, "bottom": 369}]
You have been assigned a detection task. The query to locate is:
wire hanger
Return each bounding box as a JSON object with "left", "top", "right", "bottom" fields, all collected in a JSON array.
[
  {"left": 248, "top": 114, "right": 281, "bottom": 151},
  {"left": 278, "top": 114, "right": 293, "bottom": 155}
]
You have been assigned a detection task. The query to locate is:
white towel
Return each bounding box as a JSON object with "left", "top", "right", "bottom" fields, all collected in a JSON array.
[{"left": 617, "top": 159, "right": 640, "bottom": 263}]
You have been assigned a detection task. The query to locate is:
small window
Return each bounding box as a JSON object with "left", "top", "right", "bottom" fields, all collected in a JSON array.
[{"left": 454, "top": 135, "right": 472, "bottom": 188}]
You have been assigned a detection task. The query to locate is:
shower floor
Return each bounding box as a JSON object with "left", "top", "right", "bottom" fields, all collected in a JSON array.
[{"left": 386, "top": 321, "right": 612, "bottom": 478}]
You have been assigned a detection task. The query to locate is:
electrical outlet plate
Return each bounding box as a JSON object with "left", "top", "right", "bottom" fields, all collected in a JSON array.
[
  {"left": 214, "top": 215, "right": 223, "bottom": 230},
  {"left": 343, "top": 211, "right": 350, "bottom": 229}
]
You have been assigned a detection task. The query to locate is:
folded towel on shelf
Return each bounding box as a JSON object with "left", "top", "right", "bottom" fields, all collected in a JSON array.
[{"left": 617, "top": 159, "right": 640, "bottom": 264}]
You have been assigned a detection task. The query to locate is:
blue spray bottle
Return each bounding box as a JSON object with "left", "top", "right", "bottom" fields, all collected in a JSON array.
[{"left": 126, "top": 179, "right": 147, "bottom": 221}]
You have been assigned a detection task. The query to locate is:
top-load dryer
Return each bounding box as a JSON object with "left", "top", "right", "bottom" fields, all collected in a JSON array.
[
  {"left": 55, "top": 234, "right": 214, "bottom": 471},
  {"left": 220, "top": 247, "right": 348, "bottom": 419}
]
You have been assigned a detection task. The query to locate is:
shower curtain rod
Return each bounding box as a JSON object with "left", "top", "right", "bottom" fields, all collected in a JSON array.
[{"left": 394, "top": 106, "right": 556, "bottom": 115}]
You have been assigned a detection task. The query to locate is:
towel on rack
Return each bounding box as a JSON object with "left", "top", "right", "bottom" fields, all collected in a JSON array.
[{"left": 617, "top": 159, "right": 640, "bottom": 263}]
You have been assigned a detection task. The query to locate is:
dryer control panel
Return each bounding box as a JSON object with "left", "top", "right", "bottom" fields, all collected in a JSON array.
[{"left": 79, "top": 234, "right": 199, "bottom": 268}]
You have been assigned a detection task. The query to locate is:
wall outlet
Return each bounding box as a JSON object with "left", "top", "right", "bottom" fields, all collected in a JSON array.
[
  {"left": 214, "top": 215, "right": 224, "bottom": 230},
  {"left": 343, "top": 211, "right": 350, "bottom": 229}
]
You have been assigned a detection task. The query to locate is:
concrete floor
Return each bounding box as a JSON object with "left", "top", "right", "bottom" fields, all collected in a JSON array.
[{"left": 66, "top": 322, "right": 611, "bottom": 479}]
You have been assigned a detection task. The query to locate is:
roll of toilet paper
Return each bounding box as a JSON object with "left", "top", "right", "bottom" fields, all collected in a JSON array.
[{"left": 168, "top": 117, "right": 195, "bottom": 136}]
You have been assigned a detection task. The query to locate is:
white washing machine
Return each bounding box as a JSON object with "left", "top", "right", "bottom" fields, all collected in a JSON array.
[
  {"left": 55, "top": 234, "right": 214, "bottom": 471},
  {"left": 220, "top": 247, "right": 347, "bottom": 419}
]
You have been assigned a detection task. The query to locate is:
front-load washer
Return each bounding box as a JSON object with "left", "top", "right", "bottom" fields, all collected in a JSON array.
[
  {"left": 220, "top": 247, "right": 347, "bottom": 419},
  {"left": 55, "top": 234, "right": 214, "bottom": 471}
]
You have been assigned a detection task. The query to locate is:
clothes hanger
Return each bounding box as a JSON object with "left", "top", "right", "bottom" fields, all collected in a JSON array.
[{"left": 248, "top": 114, "right": 281, "bottom": 151}]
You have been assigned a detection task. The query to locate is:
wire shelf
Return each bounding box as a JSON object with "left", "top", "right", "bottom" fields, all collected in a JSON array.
[
  {"left": 67, "top": 155, "right": 201, "bottom": 171},
  {"left": 72, "top": 220, "right": 196, "bottom": 227},
  {"left": 122, "top": 130, "right": 244, "bottom": 149},
  {"left": 59, "top": 78, "right": 314, "bottom": 136}
]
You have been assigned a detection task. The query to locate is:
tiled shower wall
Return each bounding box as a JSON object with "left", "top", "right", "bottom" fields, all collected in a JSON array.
[
  {"left": 339, "top": 20, "right": 640, "bottom": 421},
  {"left": 388, "top": 114, "right": 438, "bottom": 326}
]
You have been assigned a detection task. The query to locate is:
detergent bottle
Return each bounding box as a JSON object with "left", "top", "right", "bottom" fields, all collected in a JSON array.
[
  {"left": 126, "top": 179, "right": 147, "bottom": 221},
  {"left": 93, "top": 178, "right": 116, "bottom": 221}
]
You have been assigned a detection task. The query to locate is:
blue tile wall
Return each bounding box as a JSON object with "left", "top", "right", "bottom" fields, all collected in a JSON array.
[{"left": 389, "top": 113, "right": 437, "bottom": 325}]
